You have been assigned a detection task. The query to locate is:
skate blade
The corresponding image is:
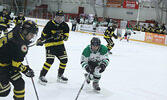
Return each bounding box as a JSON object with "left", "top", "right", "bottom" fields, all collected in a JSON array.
[
  {"left": 93, "top": 89, "right": 100, "bottom": 93},
  {"left": 57, "top": 79, "right": 68, "bottom": 83},
  {"left": 38, "top": 80, "right": 47, "bottom": 86}
]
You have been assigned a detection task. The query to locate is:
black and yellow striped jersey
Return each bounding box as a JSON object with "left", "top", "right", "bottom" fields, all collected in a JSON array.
[
  {"left": 0, "top": 11, "right": 11, "bottom": 27},
  {"left": 14, "top": 16, "right": 25, "bottom": 25},
  {"left": 0, "top": 24, "right": 29, "bottom": 72},
  {"left": 40, "top": 20, "right": 69, "bottom": 47},
  {"left": 104, "top": 26, "right": 117, "bottom": 39}
]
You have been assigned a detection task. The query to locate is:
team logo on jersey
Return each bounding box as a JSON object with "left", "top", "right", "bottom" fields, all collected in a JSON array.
[{"left": 21, "top": 45, "right": 27, "bottom": 52}]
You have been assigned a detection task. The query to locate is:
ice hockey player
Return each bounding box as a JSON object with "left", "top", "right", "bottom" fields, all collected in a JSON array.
[
  {"left": 104, "top": 25, "right": 118, "bottom": 54},
  {"left": 0, "top": 8, "right": 11, "bottom": 36},
  {"left": 0, "top": 20, "right": 38, "bottom": 100},
  {"left": 14, "top": 12, "right": 25, "bottom": 25},
  {"left": 120, "top": 27, "right": 135, "bottom": 42},
  {"left": 81, "top": 37, "right": 109, "bottom": 91},
  {"left": 37, "top": 10, "right": 69, "bottom": 85}
]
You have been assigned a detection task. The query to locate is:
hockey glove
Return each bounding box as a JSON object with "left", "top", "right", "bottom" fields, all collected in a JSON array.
[
  {"left": 99, "top": 64, "right": 106, "bottom": 73},
  {"left": 85, "top": 65, "right": 91, "bottom": 73},
  {"left": 63, "top": 35, "right": 68, "bottom": 41},
  {"left": 59, "top": 35, "right": 68, "bottom": 41},
  {"left": 23, "top": 66, "right": 35, "bottom": 77},
  {"left": 7, "top": 24, "right": 10, "bottom": 28},
  {"left": 36, "top": 38, "right": 43, "bottom": 46},
  {"left": 115, "top": 35, "right": 118, "bottom": 39}
]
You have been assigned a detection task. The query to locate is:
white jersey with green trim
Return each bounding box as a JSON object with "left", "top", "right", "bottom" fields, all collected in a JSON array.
[{"left": 81, "top": 44, "right": 109, "bottom": 68}]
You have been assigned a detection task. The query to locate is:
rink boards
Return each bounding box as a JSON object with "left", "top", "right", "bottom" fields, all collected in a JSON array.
[{"left": 26, "top": 17, "right": 167, "bottom": 46}]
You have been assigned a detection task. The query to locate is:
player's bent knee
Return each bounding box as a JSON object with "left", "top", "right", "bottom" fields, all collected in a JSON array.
[
  {"left": 12, "top": 78, "right": 25, "bottom": 90},
  {"left": 60, "top": 58, "right": 68, "bottom": 64},
  {"left": 0, "top": 89, "right": 10, "bottom": 97},
  {"left": 0, "top": 82, "right": 11, "bottom": 97},
  {"left": 46, "top": 59, "right": 54, "bottom": 65}
]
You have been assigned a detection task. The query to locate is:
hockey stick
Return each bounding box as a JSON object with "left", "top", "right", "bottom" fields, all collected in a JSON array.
[
  {"left": 25, "top": 57, "right": 39, "bottom": 100},
  {"left": 75, "top": 73, "right": 90, "bottom": 100}
]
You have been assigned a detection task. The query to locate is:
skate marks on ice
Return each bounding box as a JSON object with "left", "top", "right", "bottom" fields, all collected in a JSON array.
[{"left": 40, "top": 77, "right": 112, "bottom": 99}]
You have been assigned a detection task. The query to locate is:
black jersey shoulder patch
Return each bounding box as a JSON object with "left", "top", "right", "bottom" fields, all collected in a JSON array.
[{"left": 21, "top": 45, "right": 27, "bottom": 53}]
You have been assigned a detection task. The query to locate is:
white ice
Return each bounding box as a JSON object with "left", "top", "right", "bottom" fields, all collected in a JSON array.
[{"left": 1, "top": 26, "right": 167, "bottom": 100}]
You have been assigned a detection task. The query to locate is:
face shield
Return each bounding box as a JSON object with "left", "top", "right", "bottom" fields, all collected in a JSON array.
[
  {"left": 22, "top": 29, "right": 37, "bottom": 44},
  {"left": 3, "top": 10, "right": 6, "bottom": 14},
  {"left": 91, "top": 45, "right": 100, "bottom": 53},
  {"left": 25, "top": 32, "right": 37, "bottom": 43},
  {"left": 21, "top": 20, "right": 38, "bottom": 45},
  {"left": 55, "top": 15, "right": 64, "bottom": 24},
  {"left": 90, "top": 37, "right": 101, "bottom": 53}
]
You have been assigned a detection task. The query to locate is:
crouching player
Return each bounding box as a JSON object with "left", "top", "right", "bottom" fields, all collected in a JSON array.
[{"left": 81, "top": 37, "right": 109, "bottom": 92}]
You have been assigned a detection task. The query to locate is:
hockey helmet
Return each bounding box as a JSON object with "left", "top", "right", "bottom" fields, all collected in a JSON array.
[
  {"left": 91, "top": 37, "right": 101, "bottom": 46},
  {"left": 55, "top": 10, "right": 64, "bottom": 24},
  {"left": 56, "top": 10, "right": 64, "bottom": 16},
  {"left": 3, "top": 8, "right": 7, "bottom": 11},
  {"left": 21, "top": 20, "right": 38, "bottom": 44},
  {"left": 2, "top": 8, "right": 7, "bottom": 13},
  {"left": 90, "top": 37, "right": 101, "bottom": 53}
]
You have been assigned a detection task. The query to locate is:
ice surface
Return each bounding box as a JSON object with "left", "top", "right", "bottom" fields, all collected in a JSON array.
[{"left": 1, "top": 26, "right": 167, "bottom": 100}]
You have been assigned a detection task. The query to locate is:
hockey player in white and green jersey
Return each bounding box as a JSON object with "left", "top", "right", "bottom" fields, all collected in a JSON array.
[{"left": 81, "top": 37, "right": 109, "bottom": 91}]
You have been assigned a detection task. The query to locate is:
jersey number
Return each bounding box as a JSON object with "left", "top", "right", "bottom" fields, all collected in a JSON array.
[{"left": 0, "top": 32, "right": 13, "bottom": 48}]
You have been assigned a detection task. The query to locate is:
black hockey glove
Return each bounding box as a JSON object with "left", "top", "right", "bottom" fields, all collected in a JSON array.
[
  {"left": 63, "top": 35, "right": 68, "bottom": 41},
  {"left": 7, "top": 24, "right": 10, "bottom": 28},
  {"left": 99, "top": 64, "right": 106, "bottom": 73},
  {"left": 36, "top": 38, "right": 43, "bottom": 46},
  {"left": 23, "top": 66, "right": 35, "bottom": 77},
  {"left": 115, "top": 35, "right": 118, "bottom": 39},
  {"left": 60, "top": 35, "right": 68, "bottom": 41},
  {"left": 85, "top": 65, "right": 91, "bottom": 73}
]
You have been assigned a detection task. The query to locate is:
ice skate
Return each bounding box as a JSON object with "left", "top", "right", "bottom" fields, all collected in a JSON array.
[
  {"left": 93, "top": 82, "right": 101, "bottom": 92},
  {"left": 57, "top": 74, "right": 68, "bottom": 83},
  {"left": 108, "top": 51, "right": 112, "bottom": 55},
  {"left": 38, "top": 76, "right": 48, "bottom": 85}
]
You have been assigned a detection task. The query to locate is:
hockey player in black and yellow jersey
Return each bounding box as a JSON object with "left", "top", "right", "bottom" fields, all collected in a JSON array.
[
  {"left": 0, "top": 8, "right": 11, "bottom": 36},
  {"left": 37, "top": 10, "right": 69, "bottom": 85},
  {"left": 14, "top": 12, "right": 25, "bottom": 25},
  {"left": 104, "top": 25, "right": 118, "bottom": 54},
  {"left": 0, "top": 20, "right": 38, "bottom": 100}
]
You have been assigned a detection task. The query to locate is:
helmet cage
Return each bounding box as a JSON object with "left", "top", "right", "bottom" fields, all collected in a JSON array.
[
  {"left": 55, "top": 10, "right": 65, "bottom": 24},
  {"left": 21, "top": 20, "right": 38, "bottom": 44},
  {"left": 90, "top": 37, "right": 101, "bottom": 53},
  {"left": 55, "top": 16, "right": 64, "bottom": 24}
]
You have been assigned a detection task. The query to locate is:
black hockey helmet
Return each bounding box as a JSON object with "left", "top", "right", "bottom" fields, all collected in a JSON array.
[
  {"left": 91, "top": 37, "right": 101, "bottom": 46},
  {"left": 56, "top": 10, "right": 64, "bottom": 16},
  {"left": 22, "top": 20, "right": 38, "bottom": 35},
  {"left": 55, "top": 10, "right": 64, "bottom": 24},
  {"left": 21, "top": 20, "right": 38, "bottom": 44},
  {"left": 90, "top": 37, "right": 101, "bottom": 53},
  {"left": 3, "top": 8, "right": 7, "bottom": 11},
  {"left": 2, "top": 8, "right": 7, "bottom": 13}
]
